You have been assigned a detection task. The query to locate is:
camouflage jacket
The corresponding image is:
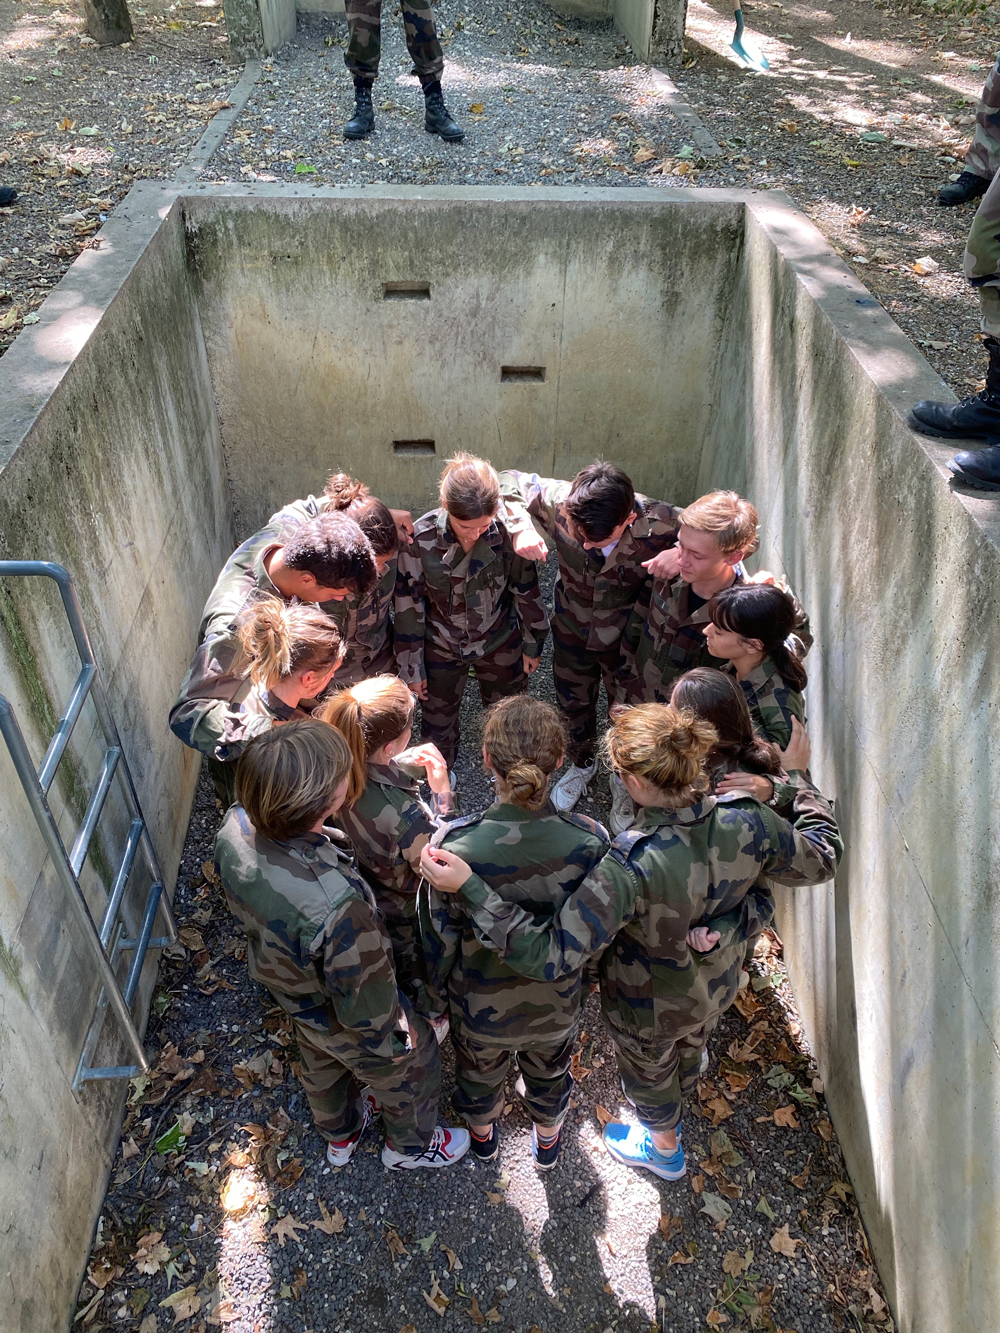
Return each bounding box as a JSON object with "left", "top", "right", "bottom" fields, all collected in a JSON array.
[
  {"left": 215, "top": 687, "right": 309, "bottom": 764},
  {"left": 498, "top": 470, "right": 680, "bottom": 652},
  {"left": 394, "top": 509, "right": 549, "bottom": 686},
  {"left": 169, "top": 525, "right": 297, "bottom": 758},
  {"left": 334, "top": 760, "right": 439, "bottom": 934},
  {"left": 453, "top": 779, "right": 841, "bottom": 1047},
  {"left": 724, "top": 657, "right": 806, "bottom": 749},
  {"left": 214, "top": 806, "right": 414, "bottom": 1058},
  {"left": 418, "top": 801, "right": 610, "bottom": 1048},
  {"left": 617, "top": 570, "right": 812, "bottom": 706},
  {"left": 270, "top": 495, "right": 396, "bottom": 687}
]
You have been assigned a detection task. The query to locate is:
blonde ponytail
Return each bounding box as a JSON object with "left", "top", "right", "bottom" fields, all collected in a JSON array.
[
  {"left": 317, "top": 675, "right": 415, "bottom": 807},
  {"left": 482, "top": 696, "right": 566, "bottom": 812},
  {"left": 603, "top": 703, "right": 716, "bottom": 800},
  {"left": 237, "top": 596, "right": 342, "bottom": 691}
]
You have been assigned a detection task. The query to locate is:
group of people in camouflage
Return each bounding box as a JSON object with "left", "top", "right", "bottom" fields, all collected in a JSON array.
[{"left": 170, "top": 454, "right": 842, "bottom": 1179}]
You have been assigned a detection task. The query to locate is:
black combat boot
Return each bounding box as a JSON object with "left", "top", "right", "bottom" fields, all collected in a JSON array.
[
  {"left": 908, "top": 336, "right": 1000, "bottom": 440},
  {"left": 938, "top": 170, "right": 991, "bottom": 206},
  {"left": 344, "top": 78, "right": 375, "bottom": 140},
  {"left": 0, "top": 186, "right": 17, "bottom": 207},
  {"left": 948, "top": 442, "right": 1000, "bottom": 490},
  {"left": 423, "top": 81, "right": 464, "bottom": 142}
]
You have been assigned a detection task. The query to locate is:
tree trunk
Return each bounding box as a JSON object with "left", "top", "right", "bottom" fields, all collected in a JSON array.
[
  {"left": 650, "top": 0, "right": 687, "bottom": 63},
  {"left": 83, "top": 0, "right": 133, "bottom": 45}
]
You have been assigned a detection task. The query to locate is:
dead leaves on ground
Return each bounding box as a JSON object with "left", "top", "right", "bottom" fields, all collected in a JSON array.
[
  {"left": 270, "top": 1213, "right": 308, "bottom": 1248},
  {"left": 467, "top": 1295, "right": 501, "bottom": 1324},
  {"left": 769, "top": 1223, "right": 802, "bottom": 1257},
  {"left": 311, "top": 1201, "right": 346, "bottom": 1235},
  {"left": 132, "top": 1232, "right": 172, "bottom": 1276}
]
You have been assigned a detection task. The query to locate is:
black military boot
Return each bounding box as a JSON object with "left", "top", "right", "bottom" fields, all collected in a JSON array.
[
  {"left": 938, "top": 170, "right": 990, "bottom": 207},
  {"left": 0, "top": 186, "right": 17, "bottom": 207},
  {"left": 948, "top": 442, "right": 1000, "bottom": 490},
  {"left": 344, "top": 78, "right": 375, "bottom": 140},
  {"left": 423, "top": 81, "right": 464, "bottom": 142},
  {"left": 909, "top": 336, "right": 1000, "bottom": 440}
]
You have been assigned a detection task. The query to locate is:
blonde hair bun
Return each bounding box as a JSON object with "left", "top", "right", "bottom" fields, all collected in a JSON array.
[{"left": 604, "top": 703, "right": 716, "bottom": 796}]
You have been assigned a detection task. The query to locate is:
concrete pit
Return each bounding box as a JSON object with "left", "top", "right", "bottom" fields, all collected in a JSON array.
[{"left": 0, "top": 183, "right": 997, "bottom": 1332}]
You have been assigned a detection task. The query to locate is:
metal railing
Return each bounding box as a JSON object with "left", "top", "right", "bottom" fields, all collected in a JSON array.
[{"left": 0, "top": 561, "right": 177, "bottom": 1095}]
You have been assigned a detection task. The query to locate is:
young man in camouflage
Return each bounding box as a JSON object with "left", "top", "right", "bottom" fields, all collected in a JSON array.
[
  {"left": 216, "top": 720, "right": 470, "bottom": 1170},
  {"left": 939, "top": 57, "right": 1000, "bottom": 206},
  {"left": 169, "top": 510, "right": 377, "bottom": 802},
  {"left": 395, "top": 453, "right": 549, "bottom": 775},
  {"left": 499, "top": 463, "right": 680, "bottom": 812},
  {"left": 421, "top": 704, "right": 841, "bottom": 1180},
  {"left": 341, "top": 0, "right": 463, "bottom": 143}
]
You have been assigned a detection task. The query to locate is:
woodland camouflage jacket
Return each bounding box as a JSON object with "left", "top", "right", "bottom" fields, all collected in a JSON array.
[
  {"left": 724, "top": 657, "right": 806, "bottom": 750},
  {"left": 498, "top": 470, "right": 680, "bottom": 652}
]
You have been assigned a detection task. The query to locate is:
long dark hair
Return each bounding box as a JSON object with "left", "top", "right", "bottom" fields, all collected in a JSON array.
[
  {"left": 669, "top": 668, "right": 780, "bottom": 776},
  {"left": 708, "top": 584, "right": 807, "bottom": 692}
]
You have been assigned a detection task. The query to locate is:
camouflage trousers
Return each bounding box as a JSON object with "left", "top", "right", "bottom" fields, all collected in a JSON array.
[
  {"left": 370, "top": 882, "right": 431, "bottom": 1015},
  {"left": 551, "top": 614, "right": 621, "bottom": 766},
  {"left": 965, "top": 169, "right": 1000, "bottom": 334},
  {"left": 344, "top": 0, "right": 444, "bottom": 85},
  {"left": 965, "top": 57, "right": 1000, "bottom": 181},
  {"left": 293, "top": 1009, "right": 441, "bottom": 1153},
  {"left": 419, "top": 632, "right": 526, "bottom": 769},
  {"left": 608, "top": 1017, "right": 719, "bottom": 1133},
  {"left": 450, "top": 1028, "right": 576, "bottom": 1129}
]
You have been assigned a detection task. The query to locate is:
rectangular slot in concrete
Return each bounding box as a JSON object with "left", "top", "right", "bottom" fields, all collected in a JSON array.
[
  {"left": 392, "top": 439, "right": 436, "bottom": 456},
  {"left": 382, "top": 280, "right": 431, "bottom": 300},
  {"left": 501, "top": 365, "right": 546, "bottom": 383}
]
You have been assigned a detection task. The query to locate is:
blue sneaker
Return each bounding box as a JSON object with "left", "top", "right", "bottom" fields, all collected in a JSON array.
[{"left": 602, "top": 1122, "right": 686, "bottom": 1181}]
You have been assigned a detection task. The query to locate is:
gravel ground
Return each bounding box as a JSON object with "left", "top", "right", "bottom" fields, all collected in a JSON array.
[{"left": 78, "top": 565, "right": 892, "bottom": 1333}]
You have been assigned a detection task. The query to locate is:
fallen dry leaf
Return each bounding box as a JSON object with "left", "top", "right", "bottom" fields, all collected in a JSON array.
[
  {"left": 469, "top": 102, "right": 484, "bottom": 114},
  {"left": 386, "top": 1229, "right": 408, "bottom": 1259},
  {"left": 658, "top": 1213, "right": 683, "bottom": 1243},
  {"left": 486, "top": 1191, "right": 505, "bottom": 1204},
  {"left": 706, "top": 1310, "right": 728, "bottom": 1328},
  {"left": 668, "top": 1249, "right": 694, "bottom": 1267},
  {"left": 484, "top": 1309, "right": 501, "bottom": 1325},
  {"left": 706, "top": 1096, "right": 735, "bottom": 1124},
  {"left": 88, "top": 1258, "right": 124, "bottom": 1289},
  {"left": 312, "top": 1202, "right": 346, "bottom": 1235},
  {"left": 290, "top": 1270, "right": 307, "bottom": 1300},
  {"left": 133, "top": 1233, "right": 171, "bottom": 1277},
  {"left": 441, "top": 1244, "right": 462, "bottom": 1271},
  {"left": 595, "top": 1104, "right": 614, "bottom": 1128},
  {"left": 816, "top": 1118, "right": 834, "bottom": 1142},
  {"left": 139, "top": 1316, "right": 158, "bottom": 1333},
  {"left": 423, "top": 1273, "right": 450, "bottom": 1316},
  {"left": 723, "top": 1249, "right": 747, "bottom": 1277},
  {"left": 271, "top": 1214, "right": 308, "bottom": 1247},
  {"left": 769, "top": 1223, "right": 801, "bottom": 1257},
  {"left": 178, "top": 926, "right": 205, "bottom": 952},
  {"left": 691, "top": 1173, "right": 705, "bottom": 1195},
  {"left": 790, "top": 1155, "right": 813, "bottom": 1189},
  {"left": 773, "top": 1104, "right": 800, "bottom": 1129},
  {"left": 207, "top": 1299, "right": 239, "bottom": 1325},
  {"left": 400, "top": 1326, "right": 418, "bottom": 1333},
  {"left": 633, "top": 146, "right": 656, "bottom": 163},
  {"left": 467, "top": 1297, "right": 486, "bottom": 1325},
  {"left": 159, "top": 1285, "right": 200, "bottom": 1321}
]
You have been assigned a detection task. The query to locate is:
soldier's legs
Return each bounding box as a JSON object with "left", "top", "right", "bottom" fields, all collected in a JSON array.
[
  {"left": 420, "top": 646, "right": 469, "bottom": 769},
  {"left": 293, "top": 1022, "right": 366, "bottom": 1143},
  {"left": 474, "top": 632, "right": 527, "bottom": 708},
  {"left": 451, "top": 1031, "right": 512, "bottom": 1126},
  {"left": 551, "top": 617, "right": 617, "bottom": 766},
  {"left": 401, "top": 0, "right": 444, "bottom": 87},
  {"left": 966, "top": 57, "right": 1000, "bottom": 181},
  {"left": 513, "top": 1034, "right": 576, "bottom": 1129},
  {"left": 344, "top": 0, "right": 382, "bottom": 82},
  {"left": 608, "top": 1022, "right": 713, "bottom": 1133}
]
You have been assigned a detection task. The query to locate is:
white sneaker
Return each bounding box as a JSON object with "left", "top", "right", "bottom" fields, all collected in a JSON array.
[
  {"left": 699, "top": 1047, "right": 710, "bottom": 1076},
  {"left": 551, "top": 760, "right": 597, "bottom": 812},
  {"left": 326, "top": 1092, "right": 378, "bottom": 1166},
  {"left": 429, "top": 1013, "right": 450, "bottom": 1045},
  {"left": 382, "top": 1125, "right": 471, "bottom": 1170},
  {"left": 609, "top": 772, "right": 636, "bottom": 835}
]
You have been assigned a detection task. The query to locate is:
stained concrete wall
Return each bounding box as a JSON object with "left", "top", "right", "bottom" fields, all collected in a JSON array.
[
  {"left": 182, "top": 187, "right": 739, "bottom": 537},
  {"left": 0, "top": 188, "right": 232, "bottom": 1330},
  {"left": 697, "top": 192, "right": 1000, "bottom": 1333}
]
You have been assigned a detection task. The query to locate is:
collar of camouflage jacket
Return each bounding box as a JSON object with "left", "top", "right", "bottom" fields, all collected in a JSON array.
[
  {"left": 366, "top": 759, "right": 419, "bottom": 793},
  {"left": 635, "top": 797, "right": 718, "bottom": 828},
  {"left": 722, "top": 652, "right": 778, "bottom": 691},
  {"left": 250, "top": 542, "right": 287, "bottom": 601},
  {"left": 435, "top": 508, "right": 502, "bottom": 570},
  {"left": 482, "top": 799, "right": 554, "bottom": 822}
]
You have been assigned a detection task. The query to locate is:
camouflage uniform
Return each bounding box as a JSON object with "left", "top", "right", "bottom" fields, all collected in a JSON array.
[
  {"left": 452, "top": 780, "right": 841, "bottom": 1132},
  {"left": 967, "top": 167, "right": 1000, "bottom": 336},
  {"left": 616, "top": 571, "right": 811, "bottom": 707},
  {"left": 964, "top": 57, "right": 1000, "bottom": 184},
  {"left": 394, "top": 509, "right": 549, "bottom": 768},
  {"left": 344, "top": 0, "right": 443, "bottom": 87},
  {"left": 418, "top": 801, "right": 610, "bottom": 1127},
  {"left": 215, "top": 806, "right": 441, "bottom": 1152},
  {"left": 723, "top": 657, "right": 805, "bottom": 749},
  {"left": 499, "top": 471, "right": 680, "bottom": 765},
  {"left": 270, "top": 495, "right": 397, "bottom": 689},
  {"left": 334, "top": 760, "right": 442, "bottom": 1010}
]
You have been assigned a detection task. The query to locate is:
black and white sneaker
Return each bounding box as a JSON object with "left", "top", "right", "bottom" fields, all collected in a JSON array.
[
  {"left": 382, "top": 1125, "right": 471, "bottom": 1170},
  {"left": 531, "top": 1125, "right": 561, "bottom": 1170},
  {"left": 469, "top": 1123, "right": 500, "bottom": 1162}
]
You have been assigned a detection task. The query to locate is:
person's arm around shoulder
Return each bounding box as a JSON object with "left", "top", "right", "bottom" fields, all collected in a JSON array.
[
  {"left": 498, "top": 471, "right": 565, "bottom": 558},
  {"left": 757, "top": 721, "right": 842, "bottom": 885}
]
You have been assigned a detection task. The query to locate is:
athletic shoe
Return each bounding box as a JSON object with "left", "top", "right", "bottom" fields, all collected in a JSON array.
[
  {"left": 609, "top": 772, "right": 636, "bottom": 835},
  {"left": 700, "top": 1047, "right": 710, "bottom": 1075},
  {"left": 326, "top": 1093, "right": 378, "bottom": 1166},
  {"left": 738, "top": 969, "right": 750, "bottom": 991},
  {"left": 429, "top": 1012, "right": 450, "bottom": 1045},
  {"left": 469, "top": 1123, "right": 500, "bottom": 1162},
  {"left": 602, "top": 1122, "right": 686, "bottom": 1181},
  {"left": 551, "top": 760, "right": 597, "bottom": 813},
  {"left": 382, "top": 1125, "right": 471, "bottom": 1170},
  {"left": 531, "top": 1125, "right": 561, "bottom": 1170}
]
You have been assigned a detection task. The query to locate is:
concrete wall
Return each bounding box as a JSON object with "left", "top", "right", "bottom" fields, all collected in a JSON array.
[
  {"left": 182, "top": 187, "right": 740, "bottom": 536},
  {"left": 698, "top": 192, "right": 1000, "bottom": 1333},
  {"left": 0, "top": 185, "right": 232, "bottom": 1331},
  {"left": 224, "top": 0, "right": 295, "bottom": 59}
]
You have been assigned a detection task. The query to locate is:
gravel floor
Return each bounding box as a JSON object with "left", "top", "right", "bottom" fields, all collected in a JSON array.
[{"left": 78, "top": 564, "right": 892, "bottom": 1333}]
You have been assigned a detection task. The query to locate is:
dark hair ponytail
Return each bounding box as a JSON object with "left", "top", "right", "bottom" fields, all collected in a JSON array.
[
  {"left": 669, "top": 668, "right": 781, "bottom": 777},
  {"left": 708, "top": 584, "right": 807, "bottom": 693}
]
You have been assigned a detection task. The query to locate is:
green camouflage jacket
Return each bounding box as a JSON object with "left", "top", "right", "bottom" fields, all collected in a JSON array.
[
  {"left": 724, "top": 657, "right": 806, "bottom": 749},
  {"left": 452, "top": 780, "right": 841, "bottom": 1048},
  {"left": 498, "top": 470, "right": 680, "bottom": 651},
  {"left": 214, "top": 806, "right": 413, "bottom": 1058},
  {"left": 393, "top": 509, "right": 549, "bottom": 687},
  {"left": 617, "top": 570, "right": 812, "bottom": 705},
  {"left": 418, "top": 801, "right": 610, "bottom": 1048},
  {"left": 270, "top": 494, "right": 396, "bottom": 687}
]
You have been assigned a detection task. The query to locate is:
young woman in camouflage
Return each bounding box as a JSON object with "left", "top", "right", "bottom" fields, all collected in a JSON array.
[
  {"left": 420, "top": 703, "right": 841, "bottom": 1181},
  {"left": 215, "top": 720, "right": 470, "bottom": 1171},
  {"left": 394, "top": 453, "right": 549, "bottom": 775},
  {"left": 207, "top": 596, "right": 345, "bottom": 766},
  {"left": 702, "top": 583, "right": 807, "bottom": 749},
  {"left": 419, "top": 696, "right": 610, "bottom": 1169},
  {"left": 319, "top": 676, "right": 453, "bottom": 1013}
]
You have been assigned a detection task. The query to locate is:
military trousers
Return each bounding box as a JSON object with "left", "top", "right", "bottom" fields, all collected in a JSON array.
[
  {"left": 293, "top": 1010, "right": 441, "bottom": 1153},
  {"left": 608, "top": 1018, "right": 718, "bottom": 1133},
  {"left": 344, "top": 0, "right": 444, "bottom": 86},
  {"left": 965, "top": 57, "right": 1000, "bottom": 182},
  {"left": 450, "top": 1029, "right": 575, "bottom": 1129},
  {"left": 551, "top": 614, "right": 621, "bottom": 766},
  {"left": 420, "top": 632, "right": 527, "bottom": 769},
  {"left": 965, "top": 170, "right": 1000, "bottom": 335},
  {"left": 369, "top": 882, "right": 430, "bottom": 1014}
]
